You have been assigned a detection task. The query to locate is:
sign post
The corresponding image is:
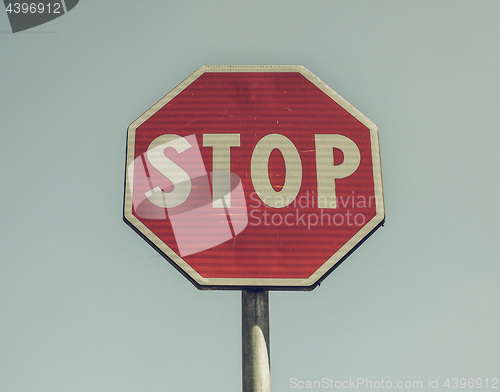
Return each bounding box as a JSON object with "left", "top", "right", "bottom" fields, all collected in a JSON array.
[
  {"left": 242, "top": 290, "right": 270, "bottom": 392},
  {"left": 123, "top": 65, "right": 385, "bottom": 391}
]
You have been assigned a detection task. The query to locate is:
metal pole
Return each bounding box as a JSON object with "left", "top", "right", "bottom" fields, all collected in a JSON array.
[{"left": 242, "top": 289, "right": 271, "bottom": 392}]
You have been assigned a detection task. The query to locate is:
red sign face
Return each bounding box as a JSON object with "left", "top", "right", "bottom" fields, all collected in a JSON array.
[{"left": 124, "top": 66, "right": 384, "bottom": 290}]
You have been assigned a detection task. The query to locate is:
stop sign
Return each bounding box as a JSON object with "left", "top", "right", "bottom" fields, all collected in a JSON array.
[{"left": 123, "top": 65, "right": 384, "bottom": 290}]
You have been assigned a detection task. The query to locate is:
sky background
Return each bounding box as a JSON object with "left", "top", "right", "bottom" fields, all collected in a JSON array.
[{"left": 1, "top": 1, "right": 499, "bottom": 391}]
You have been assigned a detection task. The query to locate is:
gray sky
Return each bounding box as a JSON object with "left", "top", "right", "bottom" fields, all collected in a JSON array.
[{"left": 1, "top": 1, "right": 499, "bottom": 391}]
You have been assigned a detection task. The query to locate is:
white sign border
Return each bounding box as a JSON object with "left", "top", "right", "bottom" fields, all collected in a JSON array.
[{"left": 123, "top": 65, "right": 385, "bottom": 290}]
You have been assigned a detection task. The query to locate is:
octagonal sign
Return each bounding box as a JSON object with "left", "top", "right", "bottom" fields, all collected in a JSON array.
[{"left": 123, "top": 65, "right": 384, "bottom": 290}]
